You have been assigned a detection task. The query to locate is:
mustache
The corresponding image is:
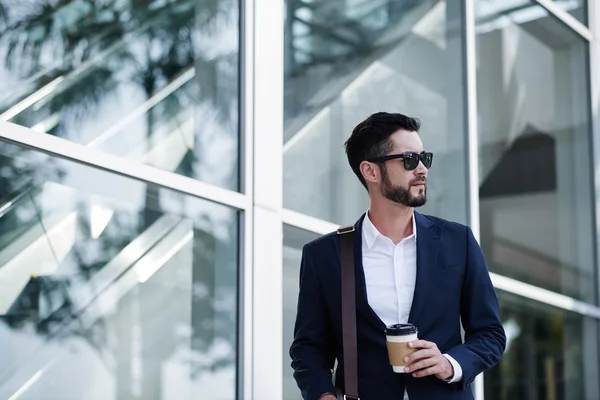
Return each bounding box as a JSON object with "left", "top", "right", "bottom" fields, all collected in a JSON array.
[{"left": 410, "top": 177, "right": 427, "bottom": 185}]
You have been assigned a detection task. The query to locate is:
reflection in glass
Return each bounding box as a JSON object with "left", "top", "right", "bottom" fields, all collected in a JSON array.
[
  {"left": 486, "top": 291, "right": 599, "bottom": 400},
  {"left": 284, "top": 0, "right": 468, "bottom": 225},
  {"left": 0, "top": 142, "right": 239, "bottom": 400},
  {"left": 475, "top": 0, "right": 587, "bottom": 26},
  {"left": 475, "top": 1, "right": 596, "bottom": 303},
  {"left": 0, "top": 0, "right": 240, "bottom": 191},
  {"left": 552, "top": 0, "right": 587, "bottom": 24},
  {"left": 282, "top": 225, "right": 319, "bottom": 400}
]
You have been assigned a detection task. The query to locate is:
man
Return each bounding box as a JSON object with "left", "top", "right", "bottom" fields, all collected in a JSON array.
[{"left": 289, "top": 112, "right": 506, "bottom": 400}]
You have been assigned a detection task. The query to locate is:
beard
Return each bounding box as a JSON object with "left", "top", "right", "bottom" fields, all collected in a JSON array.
[{"left": 381, "top": 168, "right": 427, "bottom": 207}]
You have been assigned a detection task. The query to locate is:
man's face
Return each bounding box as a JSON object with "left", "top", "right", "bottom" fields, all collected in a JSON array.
[{"left": 379, "top": 130, "right": 429, "bottom": 207}]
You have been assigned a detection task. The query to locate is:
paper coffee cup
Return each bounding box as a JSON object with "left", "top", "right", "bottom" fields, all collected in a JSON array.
[{"left": 385, "top": 324, "right": 418, "bottom": 373}]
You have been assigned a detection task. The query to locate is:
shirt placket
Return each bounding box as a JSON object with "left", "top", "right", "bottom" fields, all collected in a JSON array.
[{"left": 393, "top": 241, "right": 404, "bottom": 324}]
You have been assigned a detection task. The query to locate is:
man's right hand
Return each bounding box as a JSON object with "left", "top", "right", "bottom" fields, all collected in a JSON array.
[{"left": 319, "top": 395, "right": 337, "bottom": 400}]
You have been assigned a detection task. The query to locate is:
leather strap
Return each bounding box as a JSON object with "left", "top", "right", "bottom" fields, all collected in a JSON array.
[{"left": 337, "top": 225, "right": 359, "bottom": 400}]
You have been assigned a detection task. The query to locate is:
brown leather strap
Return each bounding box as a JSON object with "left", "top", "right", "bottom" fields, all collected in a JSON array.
[{"left": 337, "top": 226, "right": 359, "bottom": 400}]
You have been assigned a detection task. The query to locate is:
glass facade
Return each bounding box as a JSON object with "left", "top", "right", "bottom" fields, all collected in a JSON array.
[{"left": 0, "top": 0, "right": 599, "bottom": 399}]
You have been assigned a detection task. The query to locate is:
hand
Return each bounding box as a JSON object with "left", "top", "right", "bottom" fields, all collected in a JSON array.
[
  {"left": 318, "top": 395, "right": 337, "bottom": 400},
  {"left": 403, "top": 340, "right": 454, "bottom": 381}
]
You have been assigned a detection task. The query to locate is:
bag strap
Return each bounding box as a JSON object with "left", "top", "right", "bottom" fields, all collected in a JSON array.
[{"left": 337, "top": 225, "right": 359, "bottom": 400}]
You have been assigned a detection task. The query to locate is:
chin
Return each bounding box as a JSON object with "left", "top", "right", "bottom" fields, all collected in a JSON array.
[
  {"left": 409, "top": 192, "right": 427, "bottom": 207},
  {"left": 410, "top": 198, "right": 427, "bottom": 208}
]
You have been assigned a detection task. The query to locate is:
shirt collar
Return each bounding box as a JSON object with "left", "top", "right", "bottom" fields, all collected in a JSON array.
[{"left": 363, "top": 210, "right": 417, "bottom": 249}]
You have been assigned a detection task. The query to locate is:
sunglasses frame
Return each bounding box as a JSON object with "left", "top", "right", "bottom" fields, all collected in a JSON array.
[{"left": 367, "top": 151, "right": 433, "bottom": 170}]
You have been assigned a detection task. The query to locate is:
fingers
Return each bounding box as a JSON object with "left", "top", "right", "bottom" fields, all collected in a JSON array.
[
  {"left": 403, "top": 340, "right": 445, "bottom": 378},
  {"left": 408, "top": 340, "right": 435, "bottom": 349},
  {"left": 404, "top": 349, "right": 435, "bottom": 364},
  {"left": 403, "top": 356, "right": 437, "bottom": 374},
  {"left": 411, "top": 365, "right": 443, "bottom": 378}
]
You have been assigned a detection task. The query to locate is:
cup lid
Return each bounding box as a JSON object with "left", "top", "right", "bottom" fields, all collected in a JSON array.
[{"left": 385, "top": 323, "right": 418, "bottom": 336}]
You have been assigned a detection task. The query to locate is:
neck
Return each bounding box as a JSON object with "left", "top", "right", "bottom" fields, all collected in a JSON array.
[{"left": 368, "top": 197, "right": 414, "bottom": 244}]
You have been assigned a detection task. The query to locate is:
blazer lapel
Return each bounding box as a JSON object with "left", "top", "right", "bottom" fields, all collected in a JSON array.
[
  {"left": 408, "top": 212, "right": 441, "bottom": 327},
  {"left": 351, "top": 214, "right": 387, "bottom": 331}
]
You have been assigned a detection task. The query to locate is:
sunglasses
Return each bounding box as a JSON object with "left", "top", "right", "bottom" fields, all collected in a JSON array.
[{"left": 367, "top": 151, "right": 433, "bottom": 170}]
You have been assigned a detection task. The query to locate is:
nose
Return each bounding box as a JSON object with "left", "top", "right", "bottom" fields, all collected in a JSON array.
[{"left": 414, "top": 159, "right": 428, "bottom": 175}]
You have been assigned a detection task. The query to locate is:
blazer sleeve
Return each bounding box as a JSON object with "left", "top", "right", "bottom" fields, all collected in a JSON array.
[
  {"left": 289, "top": 244, "right": 336, "bottom": 400},
  {"left": 446, "top": 226, "right": 506, "bottom": 388}
]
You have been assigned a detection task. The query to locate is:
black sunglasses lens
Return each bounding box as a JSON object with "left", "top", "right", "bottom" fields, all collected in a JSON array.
[
  {"left": 404, "top": 153, "right": 419, "bottom": 170},
  {"left": 422, "top": 153, "right": 433, "bottom": 168}
]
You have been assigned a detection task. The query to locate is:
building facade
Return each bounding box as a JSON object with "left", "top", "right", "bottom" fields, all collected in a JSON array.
[{"left": 0, "top": 0, "right": 599, "bottom": 399}]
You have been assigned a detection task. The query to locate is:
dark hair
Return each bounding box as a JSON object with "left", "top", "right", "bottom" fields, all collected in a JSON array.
[{"left": 344, "top": 112, "right": 421, "bottom": 189}]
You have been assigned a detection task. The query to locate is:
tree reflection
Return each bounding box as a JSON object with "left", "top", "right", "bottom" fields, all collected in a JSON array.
[
  {"left": 0, "top": 1, "right": 239, "bottom": 396},
  {"left": 0, "top": 185, "right": 239, "bottom": 398},
  {"left": 0, "top": 0, "right": 239, "bottom": 188}
]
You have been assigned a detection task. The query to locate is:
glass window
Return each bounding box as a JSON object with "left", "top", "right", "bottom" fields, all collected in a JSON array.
[
  {"left": 283, "top": 0, "right": 468, "bottom": 225},
  {"left": 486, "top": 291, "right": 599, "bottom": 400},
  {"left": 0, "top": 0, "right": 240, "bottom": 191},
  {"left": 282, "top": 225, "right": 319, "bottom": 400},
  {"left": 0, "top": 141, "right": 239, "bottom": 400},
  {"left": 476, "top": 1, "right": 596, "bottom": 303}
]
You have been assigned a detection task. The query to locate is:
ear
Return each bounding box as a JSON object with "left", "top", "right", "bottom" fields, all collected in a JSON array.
[{"left": 359, "top": 160, "right": 380, "bottom": 185}]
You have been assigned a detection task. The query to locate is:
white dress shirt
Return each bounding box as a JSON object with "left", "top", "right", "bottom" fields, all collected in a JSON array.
[{"left": 362, "top": 211, "right": 462, "bottom": 399}]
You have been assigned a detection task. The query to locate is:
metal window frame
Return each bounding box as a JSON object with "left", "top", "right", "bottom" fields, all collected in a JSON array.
[
  {"left": 463, "top": 0, "right": 485, "bottom": 397},
  {"left": 465, "top": 0, "right": 480, "bottom": 243},
  {"left": 281, "top": 208, "right": 600, "bottom": 320},
  {"left": 587, "top": 0, "right": 600, "bottom": 384},
  {"left": 0, "top": 121, "right": 248, "bottom": 211},
  {"left": 534, "top": 0, "right": 593, "bottom": 40},
  {"left": 590, "top": 0, "right": 600, "bottom": 313},
  {"left": 251, "top": 0, "right": 284, "bottom": 399},
  {"left": 240, "top": 0, "right": 255, "bottom": 398}
]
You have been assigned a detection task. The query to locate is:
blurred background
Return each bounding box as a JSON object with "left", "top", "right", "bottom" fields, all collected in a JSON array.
[{"left": 0, "top": 0, "right": 599, "bottom": 399}]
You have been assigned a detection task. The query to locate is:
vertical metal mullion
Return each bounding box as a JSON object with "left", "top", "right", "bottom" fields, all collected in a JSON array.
[
  {"left": 463, "top": 0, "right": 484, "bottom": 399},
  {"left": 587, "top": 5, "right": 600, "bottom": 391},
  {"left": 464, "top": 0, "right": 480, "bottom": 242},
  {"left": 589, "top": 0, "right": 600, "bottom": 311},
  {"left": 585, "top": 2, "right": 600, "bottom": 397},
  {"left": 252, "top": 0, "right": 284, "bottom": 398},
  {"left": 239, "top": 0, "right": 255, "bottom": 398}
]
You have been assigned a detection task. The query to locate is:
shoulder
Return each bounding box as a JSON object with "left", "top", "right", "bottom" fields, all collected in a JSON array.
[
  {"left": 418, "top": 213, "right": 472, "bottom": 236},
  {"left": 302, "top": 231, "right": 339, "bottom": 254},
  {"left": 300, "top": 231, "right": 342, "bottom": 279}
]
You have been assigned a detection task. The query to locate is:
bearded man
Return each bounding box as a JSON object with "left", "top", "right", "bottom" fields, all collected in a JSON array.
[{"left": 289, "top": 112, "right": 506, "bottom": 400}]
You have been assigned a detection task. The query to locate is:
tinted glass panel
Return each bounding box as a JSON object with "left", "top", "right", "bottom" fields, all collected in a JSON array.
[
  {"left": 486, "top": 291, "right": 600, "bottom": 400},
  {"left": 282, "top": 225, "right": 319, "bottom": 400},
  {"left": 476, "top": 1, "right": 596, "bottom": 303},
  {"left": 284, "top": 0, "right": 468, "bottom": 225},
  {"left": 0, "top": 141, "right": 239, "bottom": 400}
]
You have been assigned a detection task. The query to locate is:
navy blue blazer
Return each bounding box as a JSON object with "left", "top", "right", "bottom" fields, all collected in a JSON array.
[{"left": 290, "top": 212, "right": 506, "bottom": 400}]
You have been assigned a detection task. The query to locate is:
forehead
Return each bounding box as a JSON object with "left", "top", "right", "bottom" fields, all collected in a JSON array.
[{"left": 388, "top": 129, "right": 423, "bottom": 153}]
